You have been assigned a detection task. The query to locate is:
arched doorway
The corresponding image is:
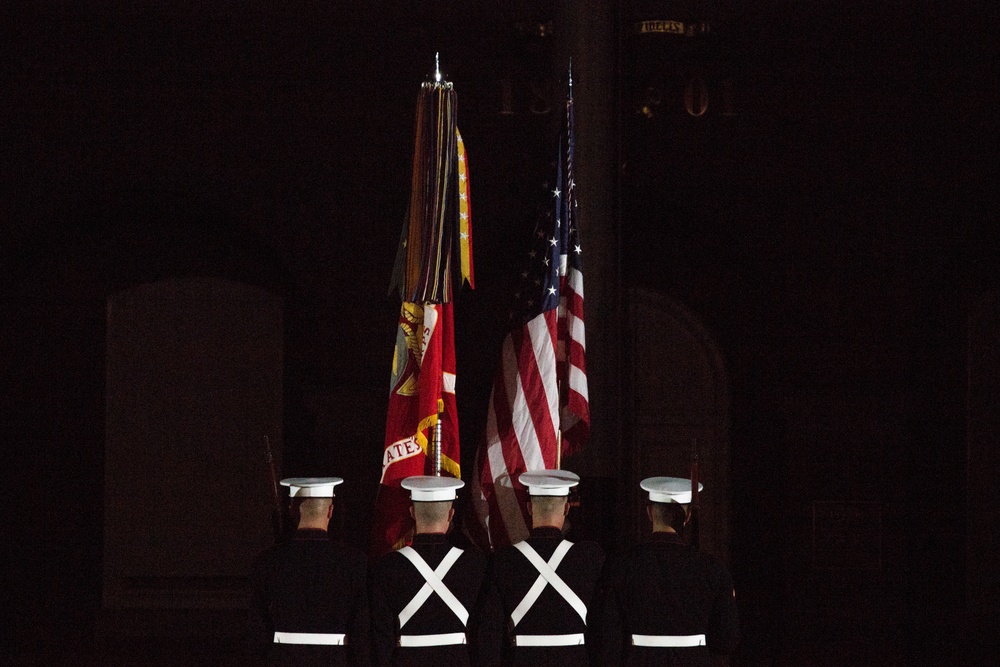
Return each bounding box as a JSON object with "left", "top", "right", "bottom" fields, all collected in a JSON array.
[
  {"left": 2, "top": 190, "right": 287, "bottom": 649},
  {"left": 102, "top": 277, "right": 282, "bottom": 616},
  {"left": 623, "top": 286, "right": 732, "bottom": 560}
]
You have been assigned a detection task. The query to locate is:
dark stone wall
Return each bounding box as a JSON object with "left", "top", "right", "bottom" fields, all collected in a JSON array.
[
  {"left": 619, "top": 2, "right": 998, "bottom": 665},
  {"left": 3, "top": 2, "right": 999, "bottom": 665}
]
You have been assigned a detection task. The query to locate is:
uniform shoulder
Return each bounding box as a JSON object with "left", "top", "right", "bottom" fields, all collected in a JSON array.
[
  {"left": 693, "top": 548, "right": 734, "bottom": 577},
  {"left": 450, "top": 537, "right": 488, "bottom": 557},
  {"left": 455, "top": 544, "right": 488, "bottom": 573},
  {"left": 251, "top": 540, "right": 289, "bottom": 567},
  {"left": 560, "top": 539, "right": 604, "bottom": 567},
  {"left": 570, "top": 539, "right": 605, "bottom": 555},
  {"left": 599, "top": 541, "right": 655, "bottom": 573},
  {"left": 372, "top": 546, "right": 407, "bottom": 571},
  {"left": 372, "top": 549, "right": 412, "bottom": 586},
  {"left": 491, "top": 542, "right": 519, "bottom": 560},
  {"left": 330, "top": 540, "right": 368, "bottom": 566},
  {"left": 599, "top": 550, "right": 633, "bottom": 573}
]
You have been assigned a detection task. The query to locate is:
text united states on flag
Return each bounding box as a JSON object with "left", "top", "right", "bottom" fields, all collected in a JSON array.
[{"left": 471, "top": 91, "right": 590, "bottom": 549}]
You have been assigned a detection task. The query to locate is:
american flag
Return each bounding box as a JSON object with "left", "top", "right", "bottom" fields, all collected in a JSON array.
[{"left": 471, "top": 84, "right": 590, "bottom": 549}]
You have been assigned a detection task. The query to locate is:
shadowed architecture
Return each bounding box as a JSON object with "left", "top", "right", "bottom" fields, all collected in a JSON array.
[{"left": 3, "top": 2, "right": 998, "bottom": 666}]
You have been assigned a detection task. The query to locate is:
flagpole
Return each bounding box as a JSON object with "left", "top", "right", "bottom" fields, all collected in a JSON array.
[
  {"left": 568, "top": 58, "right": 573, "bottom": 102},
  {"left": 555, "top": 429, "right": 562, "bottom": 469},
  {"left": 433, "top": 398, "right": 444, "bottom": 476},
  {"left": 263, "top": 434, "right": 283, "bottom": 541},
  {"left": 690, "top": 438, "right": 700, "bottom": 550},
  {"left": 553, "top": 61, "right": 572, "bottom": 474}
]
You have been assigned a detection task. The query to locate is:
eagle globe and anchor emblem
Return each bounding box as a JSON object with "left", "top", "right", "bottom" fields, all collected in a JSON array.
[
  {"left": 389, "top": 301, "right": 437, "bottom": 398},
  {"left": 380, "top": 302, "right": 441, "bottom": 480}
]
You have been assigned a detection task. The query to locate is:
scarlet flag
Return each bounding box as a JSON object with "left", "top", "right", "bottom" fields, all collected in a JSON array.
[
  {"left": 370, "top": 301, "right": 460, "bottom": 559},
  {"left": 371, "top": 61, "right": 471, "bottom": 560},
  {"left": 471, "top": 76, "right": 590, "bottom": 549}
]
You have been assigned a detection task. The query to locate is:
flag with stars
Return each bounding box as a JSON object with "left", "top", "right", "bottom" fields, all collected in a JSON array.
[{"left": 471, "top": 79, "right": 590, "bottom": 549}]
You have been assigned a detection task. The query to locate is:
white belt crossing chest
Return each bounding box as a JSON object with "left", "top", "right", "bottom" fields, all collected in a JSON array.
[
  {"left": 396, "top": 546, "right": 469, "bottom": 647},
  {"left": 509, "top": 539, "right": 588, "bottom": 647}
]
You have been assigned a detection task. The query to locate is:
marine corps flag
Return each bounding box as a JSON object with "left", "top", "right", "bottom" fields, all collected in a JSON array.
[{"left": 370, "top": 59, "right": 472, "bottom": 560}]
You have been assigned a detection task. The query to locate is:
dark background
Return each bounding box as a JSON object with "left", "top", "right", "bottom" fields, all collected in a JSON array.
[{"left": 3, "top": 1, "right": 998, "bottom": 665}]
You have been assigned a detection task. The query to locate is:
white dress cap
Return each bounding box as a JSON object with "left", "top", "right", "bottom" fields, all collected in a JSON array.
[
  {"left": 401, "top": 476, "right": 465, "bottom": 502},
  {"left": 640, "top": 476, "right": 703, "bottom": 504},
  {"left": 519, "top": 469, "right": 580, "bottom": 496},
  {"left": 280, "top": 477, "right": 344, "bottom": 498}
]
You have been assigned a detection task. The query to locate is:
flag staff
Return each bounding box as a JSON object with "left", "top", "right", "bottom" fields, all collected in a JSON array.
[
  {"left": 690, "top": 438, "right": 701, "bottom": 550},
  {"left": 568, "top": 58, "right": 573, "bottom": 100},
  {"left": 555, "top": 429, "right": 562, "bottom": 469},
  {"left": 433, "top": 399, "right": 444, "bottom": 476},
  {"left": 554, "top": 60, "right": 572, "bottom": 473},
  {"left": 430, "top": 51, "right": 444, "bottom": 478},
  {"left": 263, "top": 434, "right": 283, "bottom": 541}
]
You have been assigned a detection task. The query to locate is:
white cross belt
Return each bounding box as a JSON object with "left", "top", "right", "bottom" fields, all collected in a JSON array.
[
  {"left": 273, "top": 631, "right": 346, "bottom": 645},
  {"left": 513, "top": 633, "right": 585, "bottom": 646},
  {"left": 510, "top": 540, "right": 588, "bottom": 627},
  {"left": 631, "top": 634, "right": 706, "bottom": 647},
  {"left": 397, "top": 546, "right": 469, "bottom": 629}
]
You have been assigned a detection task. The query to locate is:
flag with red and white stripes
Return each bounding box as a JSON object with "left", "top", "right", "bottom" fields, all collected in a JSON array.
[{"left": 471, "top": 85, "right": 590, "bottom": 549}]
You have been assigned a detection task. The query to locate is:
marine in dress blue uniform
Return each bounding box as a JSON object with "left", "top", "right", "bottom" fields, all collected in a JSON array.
[
  {"left": 249, "top": 477, "right": 371, "bottom": 667},
  {"left": 491, "top": 470, "right": 605, "bottom": 667},
  {"left": 370, "top": 477, "right": 501, "bottom": 667},
  {"left": 593, "top": 477, "right": 739, "bottom": 667}
]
